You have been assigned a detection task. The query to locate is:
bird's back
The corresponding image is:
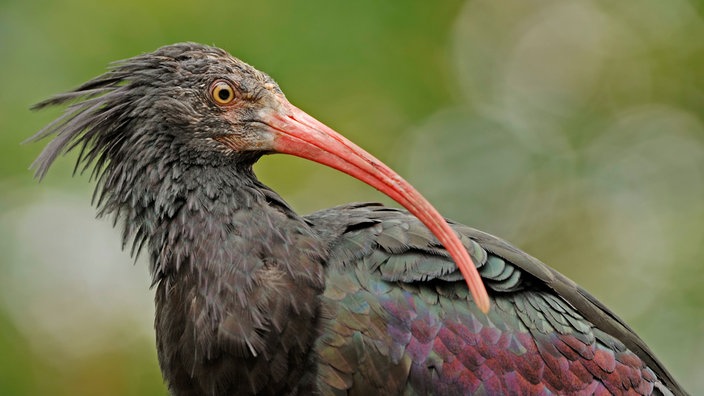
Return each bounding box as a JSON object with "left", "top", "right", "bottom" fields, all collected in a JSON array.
[{"left": 306, "top": 203, "right": 683, "bottom": 395}]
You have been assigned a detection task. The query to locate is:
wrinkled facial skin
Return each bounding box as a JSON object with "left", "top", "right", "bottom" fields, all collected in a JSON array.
[{"left": 123, "top": 47, "right": 286, "bottom": 165}]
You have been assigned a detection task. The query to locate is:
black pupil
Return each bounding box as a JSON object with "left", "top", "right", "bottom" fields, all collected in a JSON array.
[{"left": 217, "top": 87, "right": 231, "bottom": 101}]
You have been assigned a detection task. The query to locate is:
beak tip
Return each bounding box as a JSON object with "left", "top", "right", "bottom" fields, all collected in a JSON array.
[{"left": 478, "top": 297, "right": 490, "bottom": 314}]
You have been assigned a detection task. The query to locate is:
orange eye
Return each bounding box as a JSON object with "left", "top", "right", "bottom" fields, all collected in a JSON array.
[{"left": 210, "top": 80, "right": 235, "bottom": 105}]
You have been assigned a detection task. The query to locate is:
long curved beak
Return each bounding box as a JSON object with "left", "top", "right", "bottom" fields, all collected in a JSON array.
[{"left": 261, "top": 98, "right": 490, "bottom": 313}]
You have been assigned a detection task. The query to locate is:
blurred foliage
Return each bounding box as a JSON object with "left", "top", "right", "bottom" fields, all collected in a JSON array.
[{"left": 1, "top": 0, "right": 702, "bottom": 394}]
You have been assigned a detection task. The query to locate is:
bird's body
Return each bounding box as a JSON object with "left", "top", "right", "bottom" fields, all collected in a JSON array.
[{"left": 30, "top": 43, "right": 684, "bottom": 395}]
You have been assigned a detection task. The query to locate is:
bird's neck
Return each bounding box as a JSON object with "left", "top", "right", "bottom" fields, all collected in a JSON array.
[
  {"left": 101, "top": 158, "right": 316, "bottom": 280},
  {"left": 100, "top": 160, "right": 327, "bottom": 393}
]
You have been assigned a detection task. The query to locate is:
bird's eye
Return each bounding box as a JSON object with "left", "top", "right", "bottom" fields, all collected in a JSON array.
[{"left": 210, "top": 80, "right": 236, "bottom": 105}]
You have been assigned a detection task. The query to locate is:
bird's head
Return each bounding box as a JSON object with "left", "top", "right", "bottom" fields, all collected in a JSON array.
[
  {"left": 31, "top": 43, "right": 292, "bottom": 173},
  {"left": 29, "top": 42, "right": 490, "bottom": 312}
]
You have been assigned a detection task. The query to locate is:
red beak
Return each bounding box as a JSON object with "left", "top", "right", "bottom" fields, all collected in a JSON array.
[{"left": 265, "top": 99, "right": 490, "bottom": 313}]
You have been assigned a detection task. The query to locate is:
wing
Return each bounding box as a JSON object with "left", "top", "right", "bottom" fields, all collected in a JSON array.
[{"left": 305, "top": 203, "right": 684, "bottom": 395}]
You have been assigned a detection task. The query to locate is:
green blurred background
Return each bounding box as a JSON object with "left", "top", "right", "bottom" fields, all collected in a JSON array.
[{"left": 1, "top": 0, "right": 703, "bottom": 394}]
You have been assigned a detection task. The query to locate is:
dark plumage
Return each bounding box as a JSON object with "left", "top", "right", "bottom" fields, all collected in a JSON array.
[{"left": 30, "top": 43, "right": 685, "bottom": 395}]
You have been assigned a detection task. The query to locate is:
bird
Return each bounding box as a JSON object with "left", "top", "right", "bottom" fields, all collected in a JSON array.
[{"left": 29, "top": 43, "right": 685, "bottom": 395}]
